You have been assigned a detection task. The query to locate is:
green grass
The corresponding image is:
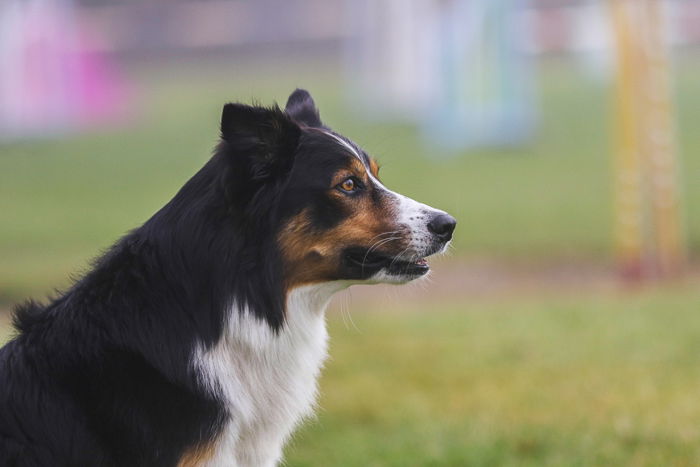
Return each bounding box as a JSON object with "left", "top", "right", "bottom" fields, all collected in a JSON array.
[
  {"left": 2, "top": 285, "right": 700, "bottom": 465},
  {"left": 283, "top": 286, "right": 700, "bottom": 466},
  {"left": 1, "top": 56, "right": 699, "bottom": 300}
]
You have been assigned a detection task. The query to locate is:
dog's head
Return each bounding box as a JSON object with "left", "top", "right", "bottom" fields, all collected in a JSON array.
[{"left": 220, "top": 89, "right": 455, "bottom": 291}]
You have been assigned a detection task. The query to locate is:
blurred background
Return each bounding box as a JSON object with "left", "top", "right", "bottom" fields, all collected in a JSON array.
[{"left": 1, "top": 0, "right": 699, "bottom": 464}]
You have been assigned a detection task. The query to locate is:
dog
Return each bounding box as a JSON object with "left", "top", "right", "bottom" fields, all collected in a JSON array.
[{"left": 0, "top": 89, "right": 456, "bottom": 466}]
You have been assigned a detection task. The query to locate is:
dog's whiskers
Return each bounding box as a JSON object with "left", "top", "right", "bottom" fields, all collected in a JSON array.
[
  {"left": 366, "top": 230, "right": 402, "bottom": 244},
  {"left": 388, "top": 246, "right": 413, "bottom": 269},
  {"left": 361, "top": 236, "right": 402, "bottom": 273}
]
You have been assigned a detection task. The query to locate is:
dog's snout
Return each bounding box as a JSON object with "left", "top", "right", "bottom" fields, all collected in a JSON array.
[{"left": 427, "top": 213, "right": 456, "bottom": 241}]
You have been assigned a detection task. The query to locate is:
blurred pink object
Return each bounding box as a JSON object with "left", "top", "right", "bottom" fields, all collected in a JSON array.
[
  {"left": 0, "top": 0, "right": 129, "bottom": 140},
  {"left": 73, "top": 27, "right": 129, "bottom": 123}
]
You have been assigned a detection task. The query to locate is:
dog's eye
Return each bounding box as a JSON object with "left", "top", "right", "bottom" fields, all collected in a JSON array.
[{"left": 338, "top": 177, "right": 359, "bottom": 193}]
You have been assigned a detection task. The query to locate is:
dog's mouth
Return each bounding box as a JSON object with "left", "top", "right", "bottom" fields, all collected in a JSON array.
[{"left": 344, "top": 248, "right": 430, "bottom": 278}]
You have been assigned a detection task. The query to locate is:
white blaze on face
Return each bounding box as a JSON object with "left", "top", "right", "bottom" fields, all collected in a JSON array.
[{"left": 322, "top": 131, "right": 361, "bottom": 159}]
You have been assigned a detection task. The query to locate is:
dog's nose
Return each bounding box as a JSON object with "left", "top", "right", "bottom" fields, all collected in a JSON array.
[{"left": 427, "top": 213, "right": 456, "bottom": 241}]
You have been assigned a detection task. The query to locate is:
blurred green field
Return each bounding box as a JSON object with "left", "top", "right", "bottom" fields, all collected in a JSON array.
[
  {"left": 283, "top": 286, "right": 700, "bottom": 466},
  {"left": 1, "top": 284, "right": 700, "bottom": 465},
  {"left": 1, "top": 57, "right": 699, "bottom": 301},
  {"left": 1, "top": 56, "right": 700, "bottom": 465}
]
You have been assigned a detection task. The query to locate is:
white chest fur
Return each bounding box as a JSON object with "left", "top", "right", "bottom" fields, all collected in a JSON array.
[{"left": 194, "top": 283, "right": 343, "bottom": 466}]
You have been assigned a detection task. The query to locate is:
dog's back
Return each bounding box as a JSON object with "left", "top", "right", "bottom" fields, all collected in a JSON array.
[
  {"left": 0, "top": 302, "right": 107, "bottom": 466},
  {"left": 1, "top": 268, "right": 223, "bottom": 467}
]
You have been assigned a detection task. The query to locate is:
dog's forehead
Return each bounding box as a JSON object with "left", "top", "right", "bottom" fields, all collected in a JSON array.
[
  {"left": 305, "top": 128, "right": 374, "bottom": 171},
  {"left": 325, "top": 132, "right": 381, "bottom": 178},
  {"left": 320, "top": 130, "right": 362, "bottom": 160}
]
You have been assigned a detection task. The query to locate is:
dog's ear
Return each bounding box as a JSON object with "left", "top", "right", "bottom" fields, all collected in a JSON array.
[
  {"left": 220, "top": 103, "right": 301, "bottom": 184},
  {"left": 284, "top": 89, "right": 323, "bottom": 128}
]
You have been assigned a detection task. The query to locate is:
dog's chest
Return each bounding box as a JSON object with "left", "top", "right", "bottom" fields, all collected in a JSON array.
[{"left": 195, "top": 285, "right": 334, "bottom": 465}]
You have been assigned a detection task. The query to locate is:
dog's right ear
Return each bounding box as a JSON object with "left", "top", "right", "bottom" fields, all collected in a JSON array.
[{"left": 220, "top": 103, "right": 301, "bottom": 184}]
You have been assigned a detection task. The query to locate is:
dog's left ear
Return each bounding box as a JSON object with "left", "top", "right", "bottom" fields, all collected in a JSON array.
[
  {"left": 220, "top": 103, "right": 301, "bottom": 184},
  {"left": 284, "top": 89, "right": 323, "bottom": 128}
]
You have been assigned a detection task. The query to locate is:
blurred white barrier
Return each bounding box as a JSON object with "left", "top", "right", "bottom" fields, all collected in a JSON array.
[
  {"left": 345, "top": 0, "right": 537, "bottom": 152},
  {"left": 0, "top": 0, "right": 128, "bottom": 142}
]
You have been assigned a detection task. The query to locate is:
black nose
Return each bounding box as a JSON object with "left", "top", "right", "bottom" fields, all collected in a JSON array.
[{"left": 427, "top": 213, "right": 456, "bottom": 241}]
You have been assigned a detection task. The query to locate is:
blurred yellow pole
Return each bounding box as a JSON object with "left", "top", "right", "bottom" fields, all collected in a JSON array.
[
  {"left": 609, "top": 0, "right": 646, "bottom": 280},
  {"left": 608, "top": 0, "right": 685, "bottom": 280},
  {"left": 642, "top": 0, "right": 686, "bottom": 276}
]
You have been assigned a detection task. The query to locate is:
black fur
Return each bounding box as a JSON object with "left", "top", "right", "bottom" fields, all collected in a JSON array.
[
  {"left": 284, "top": 88, "right": 323, "bottom": 128},
  {"left": 0, "top": 90, "right": 352, "bottom": 466}
]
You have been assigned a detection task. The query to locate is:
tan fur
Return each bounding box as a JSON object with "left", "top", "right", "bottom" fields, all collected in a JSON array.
[
  {"left": 178, "top": 442, "right": 216, "bottom": 467},
  {"left": 278, "top": 159, "right": 404, "bottom": 289},
  {"left": 369, "top": 158, "right": 380, "bottom": 178},
  {"left": 329, "top": 157, "right": 367, "bottom": 186}
]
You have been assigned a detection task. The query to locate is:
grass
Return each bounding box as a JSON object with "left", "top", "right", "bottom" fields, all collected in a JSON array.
[
  {"left": 1, "top": 56, "right": 699, "bottom": 301},
  {"left": 283, "top": 285, "right": 700, "bottom": 466},
  {"left": 2, "top": 284, "right": 700, "bottom": 465}
]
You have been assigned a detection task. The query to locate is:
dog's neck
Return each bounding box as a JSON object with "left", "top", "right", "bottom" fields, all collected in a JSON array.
[
  {"left": 193, "top": 281, "right": 348, "bottom": 465},
  {"left": 286, "top": 281, "right": 349, "bottom": 316}
]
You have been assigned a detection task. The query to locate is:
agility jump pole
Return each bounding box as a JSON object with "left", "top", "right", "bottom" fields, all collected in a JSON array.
[{"left": 609, "top": 0, "right": 685, "bottom": 280}]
